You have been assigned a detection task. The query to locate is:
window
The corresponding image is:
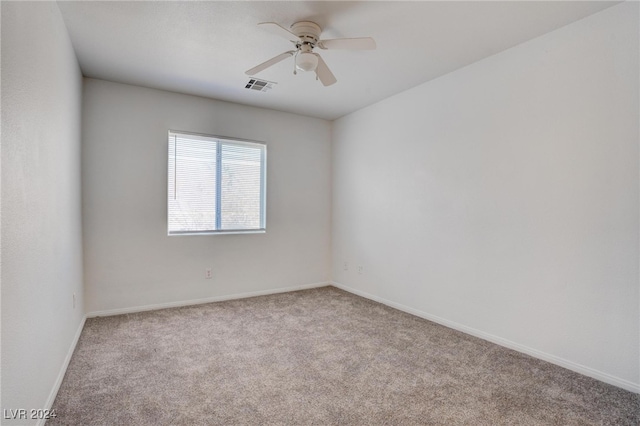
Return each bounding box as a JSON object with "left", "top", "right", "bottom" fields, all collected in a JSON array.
[{"left": 168, "top": 131, "right": 266, "bottom": 235}]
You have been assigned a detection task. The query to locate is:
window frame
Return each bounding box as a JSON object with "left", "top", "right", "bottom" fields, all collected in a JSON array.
[{"left": 167, "top": 130, "right": 267, "bottom": 236}]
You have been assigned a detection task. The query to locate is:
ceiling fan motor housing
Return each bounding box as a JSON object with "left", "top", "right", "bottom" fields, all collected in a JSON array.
[{"left": 291, "top": 21, "right": 322, "bottom": 45}]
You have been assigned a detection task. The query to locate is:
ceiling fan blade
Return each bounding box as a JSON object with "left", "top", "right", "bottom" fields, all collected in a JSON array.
[
  {"left": 245, "top": 51, "right": 295, "bottom": 76},
  {"left": 258, "top": 22, "right": 298, "bottom": 42},
  {"left": 314, "top": 54, "right": 337, "bottom": 86},
  {"left": 317, "top": 37, "right": 376, "bottom": 50}
]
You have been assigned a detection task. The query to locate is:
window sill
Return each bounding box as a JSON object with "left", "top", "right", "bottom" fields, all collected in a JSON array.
[{"left": 168, "top": 229, "right": 266, "bottom": 236}]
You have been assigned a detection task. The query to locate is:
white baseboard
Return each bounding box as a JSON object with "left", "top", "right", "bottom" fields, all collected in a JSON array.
[
  {"left": 39, "top": 315, "right": 86, "bottom": 426},
  {"left": 87, "top": 281, "right": 330, "bottom": 318},
  {"left": 42, "top": 278, "right": 637, "bottom": 421},
  {"left": 330, "top": 281, "right": 640, "bottom": 394}
]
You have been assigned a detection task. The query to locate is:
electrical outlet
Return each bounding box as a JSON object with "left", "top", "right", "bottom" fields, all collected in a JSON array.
[
  {"left": 205, "top": 268, "right": 212, "bottom": 279},
  {"left": 73, "top": 293, "right": 76, "bottom": 309},
  {"left": 343, "top": 261, "right": 349, "bottom": 271},
  {"left": 358, "top": 265, "right": 363, "bottom": 274}
]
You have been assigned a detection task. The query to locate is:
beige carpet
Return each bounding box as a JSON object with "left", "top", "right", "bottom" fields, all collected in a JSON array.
[{"left": 50, "top": 287, "right": 638, "bottom": 425}]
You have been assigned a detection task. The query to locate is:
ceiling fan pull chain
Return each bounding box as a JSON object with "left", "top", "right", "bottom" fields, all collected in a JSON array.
[{"left": 293, "top": 50, "right": 298, "bottom": 75}]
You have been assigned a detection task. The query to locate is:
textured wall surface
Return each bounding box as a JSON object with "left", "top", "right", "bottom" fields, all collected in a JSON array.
[
  {"left": 82, "top": 79, "right": 331, "bottom": 313},
  {"left": 1, "top": 2, "right": 85, "bottom": 423}
]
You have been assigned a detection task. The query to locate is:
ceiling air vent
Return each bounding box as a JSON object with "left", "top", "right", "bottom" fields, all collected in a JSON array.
[{"left": 245, "top": 78, "right": 276, "bottom": 92}]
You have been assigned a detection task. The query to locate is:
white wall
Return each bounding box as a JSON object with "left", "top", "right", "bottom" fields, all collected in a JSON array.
[
  {"left": 1, "top": 2, "right": 85, "bottom": 422},
  {"left": 332, "top": 2, "right": 639, "bottom": 391},
  {"left": 82, "top": 79, "right": 331, "bottom": 313}
]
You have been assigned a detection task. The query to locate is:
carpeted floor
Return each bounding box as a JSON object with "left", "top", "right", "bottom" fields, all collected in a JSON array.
[{"left": 50, "top": 287, "right": 639, "bottom": 425}]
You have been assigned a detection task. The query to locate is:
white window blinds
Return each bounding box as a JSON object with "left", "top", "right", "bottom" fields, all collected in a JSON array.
[{"left": 168, "top": 131, "right": 266, "bottom": 235}]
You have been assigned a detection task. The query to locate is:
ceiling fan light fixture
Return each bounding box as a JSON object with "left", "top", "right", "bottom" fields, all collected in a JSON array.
[{"left": 295, "top": 52, "right": 318, "bottom": 72}]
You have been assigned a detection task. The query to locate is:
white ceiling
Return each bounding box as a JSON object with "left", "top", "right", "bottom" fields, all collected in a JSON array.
[{"left": 57, "top": 1, "right": 618, "bottom": 120}]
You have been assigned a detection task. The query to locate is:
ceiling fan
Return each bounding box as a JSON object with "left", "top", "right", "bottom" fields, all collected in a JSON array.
[{"left": 245, "top": 21, "right": 376, "bottom": 87}]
